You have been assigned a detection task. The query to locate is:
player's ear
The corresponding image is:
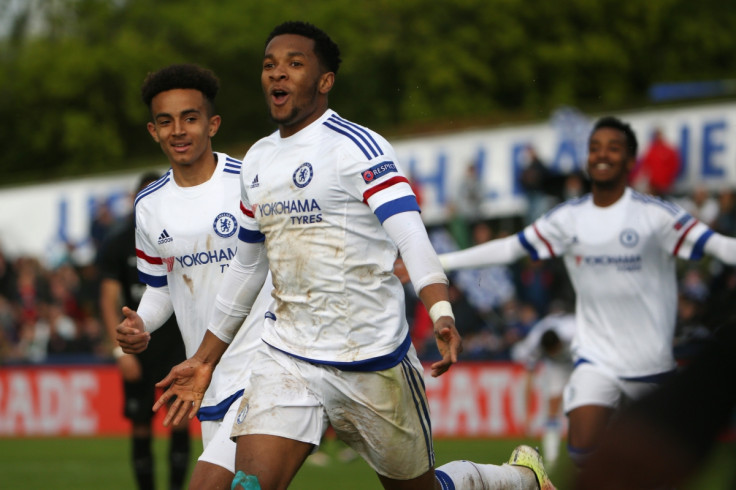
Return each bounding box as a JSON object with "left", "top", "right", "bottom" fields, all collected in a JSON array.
[
  {"left": 625, "top": 155, "right": 637, "bottom": 173},
  {"left": 208, "top": 115, "right": 222, "bottom": 138},
  {"left": 147, "top": 121, "right": 160, "bottom": 143},
  {"left": 318, "top": 72, "right": 334, "bottom": 95}
]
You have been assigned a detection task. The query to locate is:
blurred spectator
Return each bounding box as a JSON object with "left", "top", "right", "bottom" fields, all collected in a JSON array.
[
  {"left": 513, "top": 258, "right": 570, "bottom": 317},
  {"left": 89, "top": 199, "right": 116, "bottom": 253},
  {"left": 0, "top": 296, "right": 17, "bottom": 360},
  {"left": 672, "top": 267, "right": 712, "bottom": 364},
  {"left": 13, "top": 256, "right": 50, "bottom": 327},
  {"left": 428, "top": 224, "right": 460, "bottom": 256},
  {"left": 14, "top": 300, "right": 76, "bottom": 362},
  {"left": 75, "top": 316, "right": 106, "bottom": 356},
  {"left": 712, "top": 187, "right": 736, "bottom": 236},
  {"left": 673, "top": 289, "right": 711, "bottom": 365},
  {"left": 408, "top": 171, "right": 423, "bottom": 208},
  {"left": 560, "top": 170, "right": 588, "bottom": 202},
  {"left": 47, "top": 265, "right": 85, "bottom": 323},
  {"left": 630, "top": 128, "right": 681, "bottom": 197},
  {"left": 519, "top": 145, "right": 557, "bottom": 224},
  {"left": 678, "top": 184, "right": 719, "bottom": 227},
  {"left": 702, "top": 264, "right": 736, "bottom": 330},
  {"left": 0, "top": 246, "right": 17, "bottom": 300},
  {"left": 448, "top": 282, "right": 487, "bottom": 338},
  {"left": 449, "top": 162, "right": 484, "bottom": 248},
  {"left": 453, "top": 222, "right": 516, "bottom": 322},
  {"left": 454, "top": 162, "right": 484, "bottom": 224},
  {"left": 42, "top": 301, "right": 79, "bottom": 357},
  {"left": 501, "top": 299, "right": 540, "bottom": 349}
]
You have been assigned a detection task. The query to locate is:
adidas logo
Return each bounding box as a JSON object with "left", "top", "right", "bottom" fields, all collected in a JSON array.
[
  {"left": 250, "top": 175, "right": 260, "bottom": 188},
  {"left": 157, "top": 229, "right": 173, "bottom": 245}
]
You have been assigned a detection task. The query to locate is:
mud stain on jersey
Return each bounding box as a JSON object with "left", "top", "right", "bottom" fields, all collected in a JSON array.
[{"left": 182, "top": 274, "right": 194, "bottom": 295}]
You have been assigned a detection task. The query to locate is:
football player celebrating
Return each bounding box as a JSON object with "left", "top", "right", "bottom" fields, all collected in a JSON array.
[
  {"left": 438, "top": 116, "right": 736, "bottom": 469},
  {"left": 154, "top": 21, "right": 554, "bottom": 490}
]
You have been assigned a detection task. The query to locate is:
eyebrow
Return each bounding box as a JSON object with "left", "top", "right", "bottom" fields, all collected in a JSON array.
[
  {"left": 264, "top": 50, "right": 308, "bottom": 60},
  {"left": 154, "top": 108, "right": 200, "bottom": 120}
]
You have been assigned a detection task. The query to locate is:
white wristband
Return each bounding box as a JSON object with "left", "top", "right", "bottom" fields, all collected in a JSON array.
[
  {"left": 428, "top": 301, "right": 454, "bottom": 323},
  {"left": 112, "top": 346, "right": 125, "bottom": 359}
]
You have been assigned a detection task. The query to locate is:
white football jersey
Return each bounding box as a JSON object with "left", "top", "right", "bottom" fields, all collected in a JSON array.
[
  {"left": 518, "top": 188, "right": 713, "bottom": 378},
  {"left": 135, "top": 153, "right": 271, "bottom": 414},
  {"left": 237, "top": 110, "right": 419, "bottom": 368},
  {"left": 511, "top": 312, "right": 576, "bottom": 369}
]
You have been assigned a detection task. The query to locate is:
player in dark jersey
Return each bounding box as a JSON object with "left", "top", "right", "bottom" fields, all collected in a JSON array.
[{"left": 98, "top": 172, "right": 191, "bottom": 490}]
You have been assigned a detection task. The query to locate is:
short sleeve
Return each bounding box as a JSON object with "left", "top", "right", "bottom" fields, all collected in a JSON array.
[
  {"left": 517, "top": 209, "right": 571, "bottom": 261},
  {"left": 657, "top": 206, "right": 714, "bottom": 260},
  {"left": 340, "top": 134, "right": 419, "bottom": 224}
]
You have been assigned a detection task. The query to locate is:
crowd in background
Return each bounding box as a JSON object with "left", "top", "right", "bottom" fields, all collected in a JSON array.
[{"left": 1, "top": 133, "right": 735, "bottom": 366}]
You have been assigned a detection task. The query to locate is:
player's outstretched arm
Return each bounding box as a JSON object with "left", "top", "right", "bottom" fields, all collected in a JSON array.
[
  {"left": 116, "top": 306, "right": 150, "bottom": 354},
  {"left": 439, "top": 233, "right": 526, "bottom": 271},
  {"left": 153, "top": 330, "right": 230, "bottom": 426},
  {"left": 704, "top": 232, "right": 736, "bottom": 265}
]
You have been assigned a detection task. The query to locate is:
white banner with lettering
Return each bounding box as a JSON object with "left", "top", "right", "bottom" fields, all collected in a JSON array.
[{"left": 1, "top": 102, "right": 734, "bottom": 264}]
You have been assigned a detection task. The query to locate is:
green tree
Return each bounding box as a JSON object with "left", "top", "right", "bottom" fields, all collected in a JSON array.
[{"left": 1, "top": 0, "right": 734, "bottom": 184}]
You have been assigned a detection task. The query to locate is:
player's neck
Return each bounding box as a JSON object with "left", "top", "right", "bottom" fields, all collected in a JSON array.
[
  {"left": 171, "top": 153, "right": 217, "bottom": 187},
  {"left": 591, "top": 184, "right": 626, "bottom": 207}
]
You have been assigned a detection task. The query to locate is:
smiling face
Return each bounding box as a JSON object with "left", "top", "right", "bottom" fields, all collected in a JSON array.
[
  {"left": 146, "top": 88, "right": 220, "bottom": 169},
  {"left": 261, "top": 33, "right": 334, "bottom": 138},
  {"left": 587, "top": 126, "right": 636, "bottom": 190}
]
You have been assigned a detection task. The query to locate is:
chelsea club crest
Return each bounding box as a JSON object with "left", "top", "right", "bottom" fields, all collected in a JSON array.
[
  {"left": 619, "top": 228, "right": 639, "bottom": 248},
  {"left": 293, "top": 162, "right": 314, "bottom": 188},
  {"left": 213, "top": 212, "right": 237, "bottom": 238}
]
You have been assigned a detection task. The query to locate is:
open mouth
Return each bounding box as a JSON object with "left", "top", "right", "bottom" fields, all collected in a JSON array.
[{"left": 272, "top": 89, "right": 288, "bottom": 104}]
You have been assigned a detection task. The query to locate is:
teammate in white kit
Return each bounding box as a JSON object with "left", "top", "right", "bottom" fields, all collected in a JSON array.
[
  {"left": 439, "top": 116, "right": 736, "bottom": 468},
  {"left": 115, "top": 63, "right": 273, "bottom": 490},
  {"left": 153, "top": 21, "right": 554, "bottom": 490},
  {"left": 511, "top": 307, "right": 576, "bottom": 469}
]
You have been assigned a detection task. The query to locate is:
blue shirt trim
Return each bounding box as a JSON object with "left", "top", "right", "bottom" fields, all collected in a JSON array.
[
  {"left": 267, "top": 333, "right": 412, "bottom": 372},
  {"left": 374, "top": 196, "right": 421, "bottom": 224},
  {"left": 517, "top": 231, "right": 539, "bottom": 260},
  {"left": 238, "top": 227, "right": 265, "bottom": 243},
  {"left": 197, "top": 389, "right": 244, "bottom": 422},
  {"left": 575, "top": 357, "right": 675, "bottom": 383},
  {"left": 134, "top": 173, "right": 170, "bottom": 207},
  {"left": 435, "top": 470, "right": 455, "bottom": 490},
  {"left": 620, "top": 370, "right": 675, "bottom": 383},
  {"left": 690, "top": 229, "right": 713, "bottom": 260},
  {"left": 138, "top": 270, "right": 167, "bottom": 287}
]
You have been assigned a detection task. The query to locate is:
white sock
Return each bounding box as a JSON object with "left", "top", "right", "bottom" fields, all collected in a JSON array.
[
  {"left": 542, "top": 419, "right": 561, "bottom": 467},
  {"left": 435, "top": 460, "right": 536, "bottom": 490}
]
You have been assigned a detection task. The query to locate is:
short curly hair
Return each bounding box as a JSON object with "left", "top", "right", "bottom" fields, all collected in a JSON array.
[
  {"left": 141, "top": 63, "right": 219, "bottom": 116},
  {"left": 266, "top": 21, "right": 341, "bottom": 75},
  {"left": 591, "top": 116, "right": 638, "bottom": 159}
]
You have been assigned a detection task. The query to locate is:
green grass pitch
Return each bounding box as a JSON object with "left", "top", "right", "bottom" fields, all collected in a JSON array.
[{"left": 0, "top": 436, "right": 733, "bottom": 489}]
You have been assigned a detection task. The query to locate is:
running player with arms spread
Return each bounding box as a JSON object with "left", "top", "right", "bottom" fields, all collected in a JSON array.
[{"left": 438, "top": 116, "right": 736, "bottom": 470}]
